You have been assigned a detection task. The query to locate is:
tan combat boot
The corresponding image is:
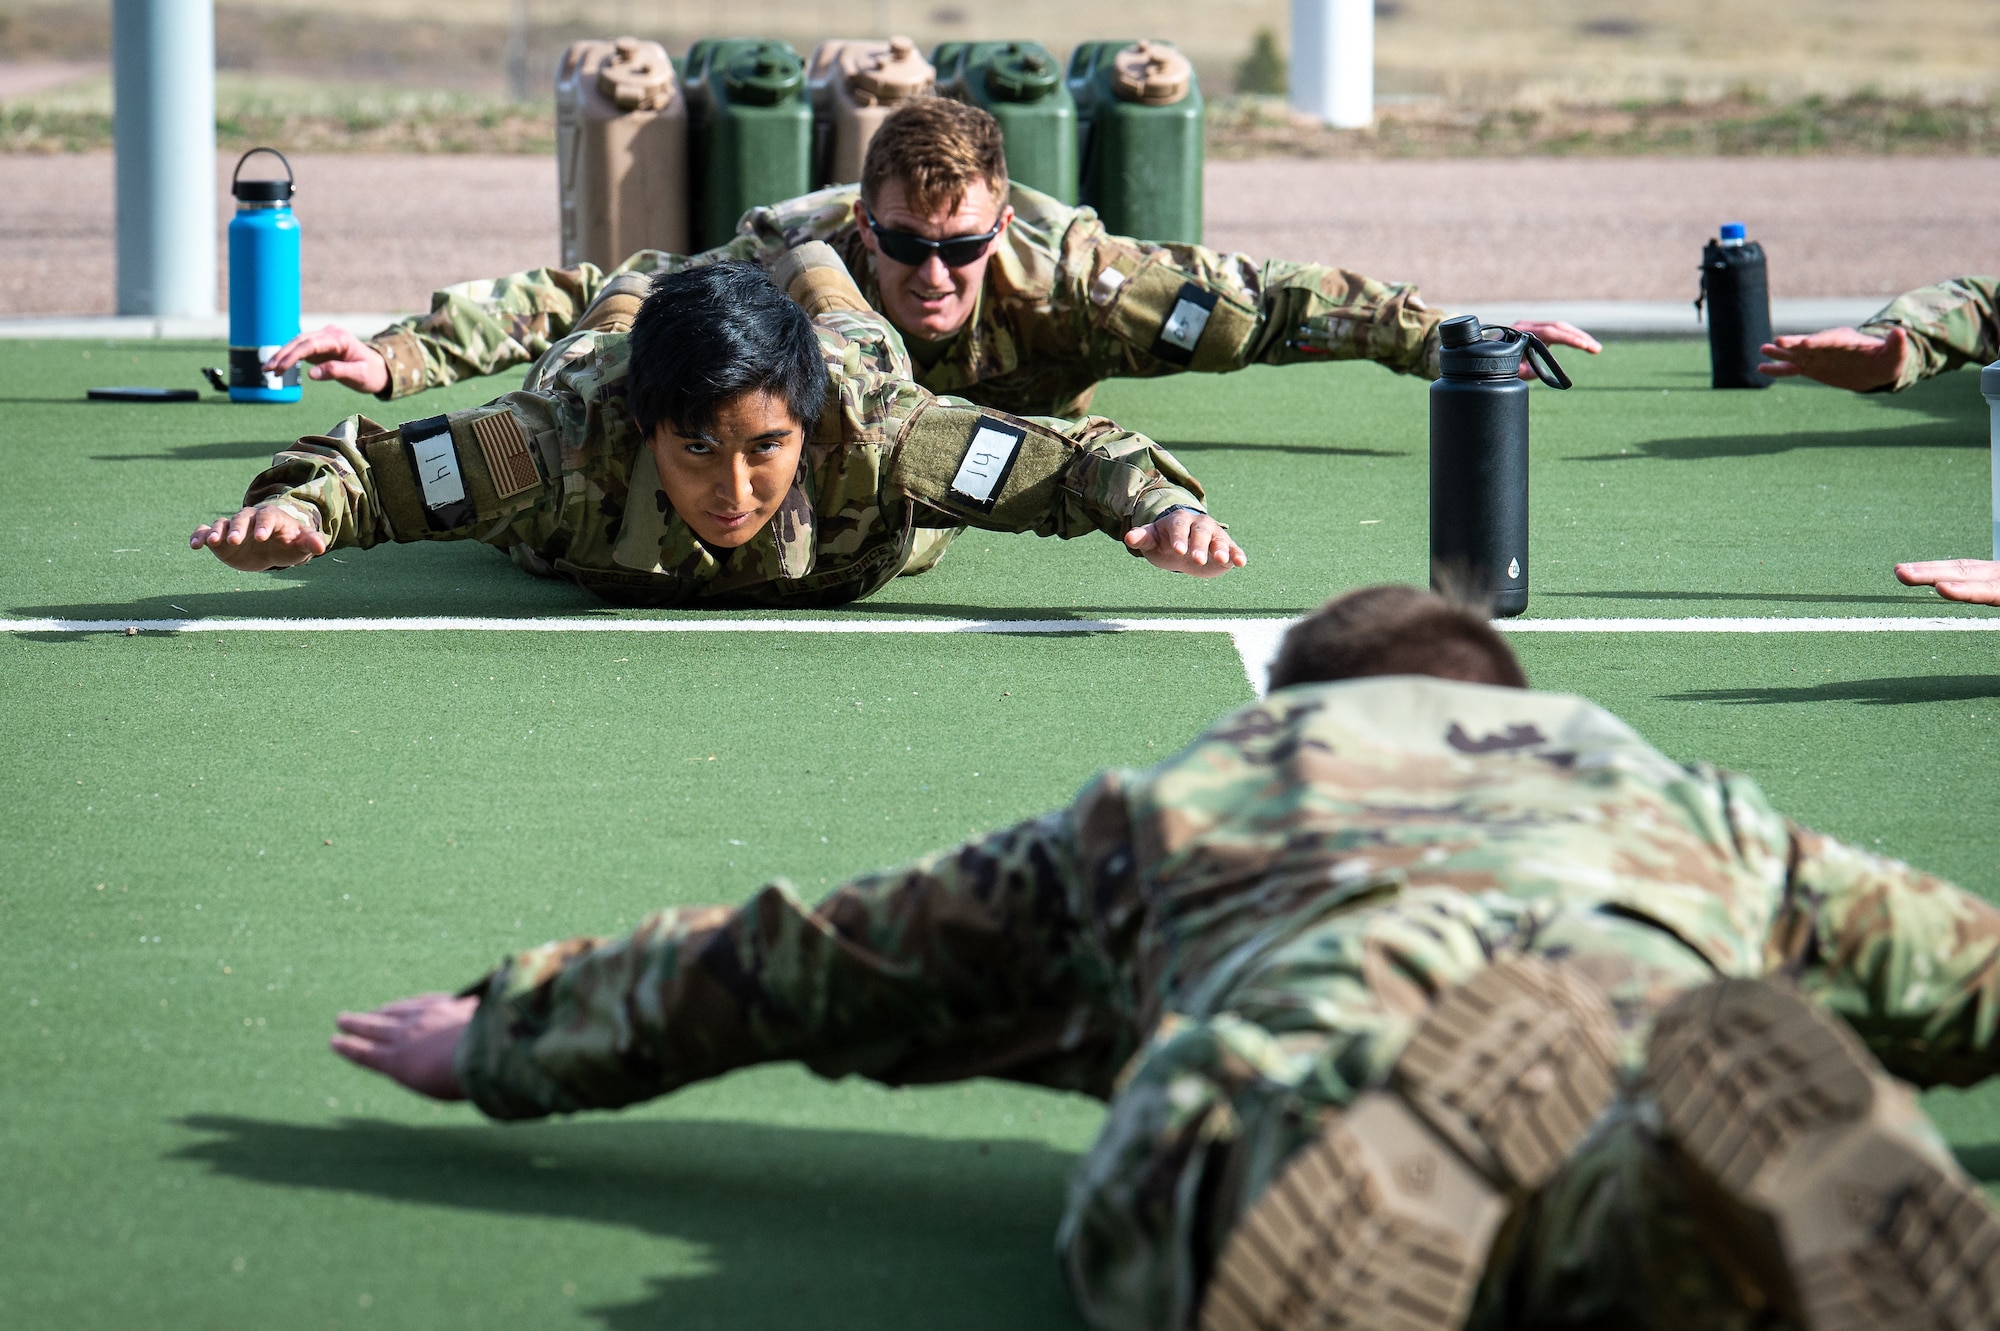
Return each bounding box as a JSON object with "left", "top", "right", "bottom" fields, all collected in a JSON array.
[
  {"left": 1648, "top": 978, "right": 2000, "bottom": 1331},
  {"left": 1200, "top": 955, "right": 1622, "bottom": 1331}
]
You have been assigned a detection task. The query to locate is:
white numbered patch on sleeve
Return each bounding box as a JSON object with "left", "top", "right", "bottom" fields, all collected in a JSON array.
[
  {"left": 406, "top": 418, "right": 467, "bottom": 511},
  {"left": 1159, "top": 297, "right": 1213, "bottom": 354},
  {"left": 948, "top": 418, "right": 1028, "bottom": 511}
]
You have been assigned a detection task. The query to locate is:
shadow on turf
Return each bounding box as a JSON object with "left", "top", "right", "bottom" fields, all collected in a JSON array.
[
  {"left": 1664, "top": 674, "right": 2000, "bottom": 706},
  {"left": 1574, "top": 369, "right": 1989, "bottom": 461},
  {"left": 174, "top": 1113, "right": 1084, "bottom": 1330},
  {"left": 89, "top": 438, "right": 293, "bottom": 464}
]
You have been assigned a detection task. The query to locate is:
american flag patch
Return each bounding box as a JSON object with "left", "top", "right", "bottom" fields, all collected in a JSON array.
[{"left": 470, "top": 410, "right": 540, "bottom": 500}]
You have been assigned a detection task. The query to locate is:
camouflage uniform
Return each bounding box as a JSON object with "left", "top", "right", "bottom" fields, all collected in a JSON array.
[
  {"left": 363, "top": 181, "right": 1443, "bottom": 416},
  {"left": 239, "top": 306, "right": 1208, "bottom": 609},
  {"left": 1858, "top": 274, "right": 2000, "bottom": 391},
  {"left": 451, "top": 677, "right": 2000, "bottom": 1329}
]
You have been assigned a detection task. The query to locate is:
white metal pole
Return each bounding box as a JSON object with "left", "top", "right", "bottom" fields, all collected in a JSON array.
[
  {"left": 1290, "top": 0, "right": 1374, "bottom": 129},
  {"left": 112, "top": 0, "right": 216, "bottom": 317}
]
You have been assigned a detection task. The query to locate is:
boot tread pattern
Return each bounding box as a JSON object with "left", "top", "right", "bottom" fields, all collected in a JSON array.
[
  {"left": 1650, "top": 979, "right": 2000, "bottom": 1331},
  {"left": 1200, "top": 957, "right": 1621, "bottom": 1331}
]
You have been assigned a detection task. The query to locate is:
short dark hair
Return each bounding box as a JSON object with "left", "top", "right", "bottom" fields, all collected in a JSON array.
[
  {"left": 1266, "top": 585, "right": 1529, "bottom": 692},
  {"left": 625, "top": 261, "right": 827, "bottom": 440},
  {"left": 861, "top": 98, "right": 1008, "bottom": 216}
]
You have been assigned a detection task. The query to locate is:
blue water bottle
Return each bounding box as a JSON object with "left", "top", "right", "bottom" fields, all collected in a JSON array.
[{"left": 227, "top": 148, "right": 301, "bottom": 403}]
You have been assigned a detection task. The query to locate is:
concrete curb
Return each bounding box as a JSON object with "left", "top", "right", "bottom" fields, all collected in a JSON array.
[
  {"left": 1468, "top": 298, "right": 1888, "bottom": 338},
  {"left": 0, "top": 312, "right": 408, "bottom": 340},
  {"left": 0, "top": 298, "right": 1889, "bottom": 342}
]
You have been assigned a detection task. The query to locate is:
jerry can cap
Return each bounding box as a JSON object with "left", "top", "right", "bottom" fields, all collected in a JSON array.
[
  {"left": 597, "top": 37, "right": 677, "bottom": 111},
  {"left": 986, "top": 42, "right": 1060, "bottom": 103},
  {"left": 845, "top": 36, "right": 933, "bottom": 106},
  {"left": 723, "top": 43, "right": 804, "bottom": 105},
  {"left": 1110, "top": 40, "right": 1192, "bottom": 105},
  {"left": 231, "top": 147, "right": 294, "bottom": 202}
]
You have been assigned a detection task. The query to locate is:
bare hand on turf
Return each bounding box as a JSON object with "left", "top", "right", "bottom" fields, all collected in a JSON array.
[
  {"left": 1511, "top": 320, "right": 1601, "bottom": 379},
  {"left": 265, "top": 325, "right": 390, "bottom": 395},
  {"left": 1896, "top": 558, "right": 2000, "bottom": 606},
  {"left": 1758, "top": 326, "right": 1910, "bottom": 392},
  {"left": 190, "top": 505, "right": 330, "bottom": 571},
  {"left": 330, "top": 993, "right": 475, "bottom": 1101},
  {"left": 1123, "top": 508, "right": 1248, "bottom": 577}
]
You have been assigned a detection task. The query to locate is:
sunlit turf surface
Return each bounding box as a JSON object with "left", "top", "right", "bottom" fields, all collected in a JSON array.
[{"left": 1, "top": 339, "right": 1994, "bottom": 1327}]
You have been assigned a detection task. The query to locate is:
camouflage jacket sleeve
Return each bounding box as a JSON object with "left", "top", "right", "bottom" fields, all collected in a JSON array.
[
  {"left": 364, "top": 251, "right": 684, "bottom": 399},
  {"left": 1056, "top": 213, "right": 1445, "bottom": 381},
  {"left": 1857, "top": 275, "right": 2000, "bottom": 391},
  {"left": 1773, "top": 825, "right": 2000, "bottom": 1087},
  {"left": 453, "top": 784, "right": 1147, "bottom": 1120},
  {"left": 240, "top": 393, "right": 572, "bottom": 552},
  {"left": 874, "top": 383, "right": 1209, "bottom": 540}
]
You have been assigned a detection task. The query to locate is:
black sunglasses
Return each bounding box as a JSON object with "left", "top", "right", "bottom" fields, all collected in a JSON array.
[{"left": 865, "top": 217, "right": 1005, "bottom": 268}]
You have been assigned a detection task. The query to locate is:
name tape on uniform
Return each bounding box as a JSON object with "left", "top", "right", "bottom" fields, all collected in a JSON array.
[
  {"left": 1153, "top": 283, "right": 1219, "bottom": 364},
  {"left": 401, "top": 415, "right": 475, "bottom": 530},
  {"left": 948, "top": 418, "right": 1027, "bottom": 511}
]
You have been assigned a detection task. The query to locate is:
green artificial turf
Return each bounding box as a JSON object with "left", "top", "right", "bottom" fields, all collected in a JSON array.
[
  {"left": 1, "top": 337, "right": 1996, "bottom": 1328},
  {"left": 0, "top": 337, "right": 1992, "bottom": 620}
]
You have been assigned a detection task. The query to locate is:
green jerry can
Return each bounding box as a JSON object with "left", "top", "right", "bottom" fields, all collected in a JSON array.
[
  {"left": 1066, "top": 39, "right": 1203, "bottom": 243},
  {"left": 932, "top": 40, "right": 1077, "bottom": 205},
  {"left": 682, "top": 38, "right": 812, "bottom": 250}
]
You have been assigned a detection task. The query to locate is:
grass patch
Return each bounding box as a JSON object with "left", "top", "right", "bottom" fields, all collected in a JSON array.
[{"left": 1209, "top": 91, "right": 2000, "bottom": 159}]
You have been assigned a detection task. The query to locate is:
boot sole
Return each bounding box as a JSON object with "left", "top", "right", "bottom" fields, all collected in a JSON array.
[
  {"left": 1201, "top": 956, "right": 1621, "bottom": 1331},
  {"left": 1648, "top": 979, "right": 2000, "bottom": 1331}
]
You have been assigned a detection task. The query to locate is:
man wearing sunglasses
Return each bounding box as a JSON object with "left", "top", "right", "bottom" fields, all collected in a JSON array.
[{"left": 268, "top": 100, "right": 1598, "bottom": 419}]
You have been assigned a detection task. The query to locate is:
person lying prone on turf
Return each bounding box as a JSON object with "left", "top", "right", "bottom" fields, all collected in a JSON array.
[
  {"left": 266, "top": 98, "right": 1599, "bottom": 418},
  {"left": 190, "top": 252, "right": 1244, "bottom": 608},
  {"left": 329, "top": 585, "right": 2000, "bottom": 1331}
]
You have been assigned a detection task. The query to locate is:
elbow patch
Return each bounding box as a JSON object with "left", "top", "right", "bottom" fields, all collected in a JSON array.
[
  {"left": 1100, "top": 260, "right": 1258, "bottom": 371},
  {"left": 363, "top": 406, "right": 547, "bottom": 538},
  {"left": 891, "top": 404, "right": 1071, "bottom": 526}
]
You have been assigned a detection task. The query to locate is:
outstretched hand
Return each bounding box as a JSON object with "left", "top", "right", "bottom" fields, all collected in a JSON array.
[
  {"left": 265, "top": 325, "right": 390, "bottom": 395},
  {"left": 330, "top": 992, "right": 475, "bottom": 1101},
  {"left": 1124, "top": 508, "right": 1247, "bottom": 577},
  {"left": 190, "top": 504, "right": 329, "bottom": 571},
  {"left": 1512, "top": 320, "right": 1601, "bottom": 379},
  {"left": 1758, "top": 326, "right": 1910, "bottom": 392},
  {"left": 1896, "top": 559, "right": 2000, "bottom": 606}
]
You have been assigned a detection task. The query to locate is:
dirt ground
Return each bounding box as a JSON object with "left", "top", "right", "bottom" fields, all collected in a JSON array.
[{"left": 2, "top": 152, "right": 1996, "bottom": 317}]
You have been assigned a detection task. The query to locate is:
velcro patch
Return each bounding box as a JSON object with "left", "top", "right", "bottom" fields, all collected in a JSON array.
[
  {"left": 948, "top": 418, "right": 1027, "bottom": 512},
  {"left": 1150, "top": 284, "right": 1218, "bottom": 365},
  {"left": 400, "top": 415, "right": 475, "bottom": 531},
  {"left": 470, "top": 409, "right": 541, "bottom": 500}
]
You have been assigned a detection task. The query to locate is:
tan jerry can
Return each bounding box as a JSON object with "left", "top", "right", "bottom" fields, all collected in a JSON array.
[
  {"left": 806, "top": 36, "right": 935, "bottom": 187},
  {"left": 556, "top": 37, "right": 689, "bottom": 270}
]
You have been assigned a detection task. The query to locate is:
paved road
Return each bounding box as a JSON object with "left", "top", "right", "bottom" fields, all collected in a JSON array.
[{"left": 2, "top": 152, "right": 1994, "bottom": 318}]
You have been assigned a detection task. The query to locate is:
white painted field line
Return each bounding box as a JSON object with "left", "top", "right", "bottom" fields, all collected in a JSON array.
[{"left": 7, "top": 613, "right": 1995, "bottom": 695}]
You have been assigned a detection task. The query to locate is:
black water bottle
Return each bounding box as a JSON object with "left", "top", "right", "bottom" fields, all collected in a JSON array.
[
  {"left": 1698, "top": 222, "right": 1773, "bottom": 389},
  {"left": 1429, "top": 315, "right": 1571, "bottom": 618}
]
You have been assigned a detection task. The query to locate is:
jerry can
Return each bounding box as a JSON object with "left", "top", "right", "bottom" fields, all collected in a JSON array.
[
  {"left": 556, "top": 37, "right": 689, "bottom": 269},
  {"left": 934, "top": 40, "right": 1076, "bottom": 204},
  {"left": 683, "top": 38, "right": 812, "bottom": 250},
  {"left": 807, "top": 36, "right": 934, "bottom": 187},
  {"left": 1068, "top": 39, "right": 1203, "bottom": 243}
]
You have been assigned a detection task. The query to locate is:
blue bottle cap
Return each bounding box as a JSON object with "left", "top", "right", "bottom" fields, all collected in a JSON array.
[{"left": 1719, "top": 222, "right": 1746, "bottom": 241}]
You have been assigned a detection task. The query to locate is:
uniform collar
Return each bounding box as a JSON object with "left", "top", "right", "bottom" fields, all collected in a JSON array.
[{"left": 612, "top": 444, "right": 817, "bottom": 583}]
